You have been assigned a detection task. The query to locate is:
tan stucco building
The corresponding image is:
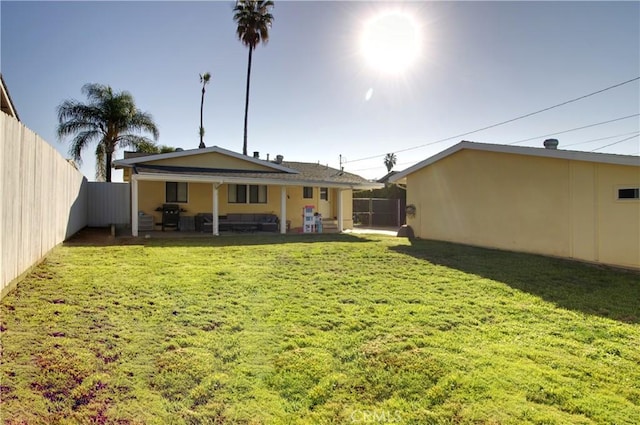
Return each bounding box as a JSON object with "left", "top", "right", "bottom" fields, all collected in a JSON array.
[{"left": 390, "top": 141, "right": 640, "bottom": 270}]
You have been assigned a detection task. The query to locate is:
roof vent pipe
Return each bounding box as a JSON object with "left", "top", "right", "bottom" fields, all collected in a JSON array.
[
  {"left": 275, "top": 154, "right": 284, "bottom": 164},
  {"left": 253, "top": 151, "right": 259, "bottom": 158},
  {"left": 543, "top": 139, "right": 559, "bottom": 149}
]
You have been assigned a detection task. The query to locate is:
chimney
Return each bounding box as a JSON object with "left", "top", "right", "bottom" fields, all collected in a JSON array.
[
  {"left": 543, "top": 139, "right": 559, "bottom": 150},
  {"left": 253, "top": 151, "right": 260, "bottom": 159},
  {"left": 275, "top": 154, "right": 284, "bottom": 164},
  {"left": 266, "top": 153, "right": 270, "bottom": 161}
]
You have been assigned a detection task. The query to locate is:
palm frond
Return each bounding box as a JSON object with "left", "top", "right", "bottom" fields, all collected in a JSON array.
[
  {"left": 69, "top": 130, "right": 102, "bottom": 163},
  {"left": 134, "top": 139, "right": 161, "bottom": 154},
  {"left": 200, "top": 72, "right": 211, "bottom": 84},
  {"left": 117, "top": 135, "right": 158, "bottom": 151},
  {"left": 57, "top": 83, "right": 159, "bottom": 181},
  {"left": 234, "top": 0, "right": 274, "bottom": 49},
  {"left": 127, "top": 111, "right": 160, "bottom": 140}
]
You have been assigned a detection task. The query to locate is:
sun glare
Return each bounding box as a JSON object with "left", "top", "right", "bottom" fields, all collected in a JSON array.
[{"left": 360, "top": 10, "right": 422, "bottom": 75}]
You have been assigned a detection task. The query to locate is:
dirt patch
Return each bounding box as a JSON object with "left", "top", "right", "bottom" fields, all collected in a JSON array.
[{"left": 64, "top": 227, "right": 140, "bottom": 246}]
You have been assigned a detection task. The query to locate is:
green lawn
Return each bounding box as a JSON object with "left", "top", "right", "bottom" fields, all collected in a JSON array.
[{"left": 1, "top": 234, "right": 639, "bottom": 424}]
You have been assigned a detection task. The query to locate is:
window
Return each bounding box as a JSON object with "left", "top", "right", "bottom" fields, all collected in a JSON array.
[
  {"left": 166, "top": 182, "right": 188, "bottom": 203},
  {"left": 228, "top": 184, "right": 267, "bottom": 203},
  {"left": 320, "top": 187, "right": 329, "bottom": 201},
  {"left": 303, "top": 186, "right": 314, "bottom": 199},
  {"left": 249, "top": 185, "right": 268, "bottom": 203},
  {"left": 618, "top": 188, "right": 639, "bottom": 199}
]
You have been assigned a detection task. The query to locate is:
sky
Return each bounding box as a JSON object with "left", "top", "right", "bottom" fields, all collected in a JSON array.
[{"left": 2, "top": 1, "right": 639, "bottom": 182}]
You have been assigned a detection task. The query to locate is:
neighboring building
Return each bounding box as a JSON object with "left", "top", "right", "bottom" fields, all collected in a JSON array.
[
  {"left": 114, "top": 146, "right": 382, "bottom": 236},
  {"left": 390, "top": 140, "right": 640, "bottom": 270},
  {"left": 0, "top": 74, "right": 20, "bottom": 121}
]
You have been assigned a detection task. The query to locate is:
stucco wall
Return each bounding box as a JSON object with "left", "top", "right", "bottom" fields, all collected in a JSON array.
[
  {"left": 137, "top": 181, "right": 281, "bottom": 226},
  {"left": 405, "top": 149, "right": 640, "bottom": 269},
  {"left": 136, "top": 181, "right": 354, "bottom": 230},
  {"left": 284, "top": 187, "right": 353, "bottom": 229}
]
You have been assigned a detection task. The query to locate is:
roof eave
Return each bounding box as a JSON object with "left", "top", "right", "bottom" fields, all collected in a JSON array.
[
  {"left": 389, "top": 140, "right": 640, "bottom": 181},
  {"left": 132, "top": 171, "right": 382, "bottom": 189}
]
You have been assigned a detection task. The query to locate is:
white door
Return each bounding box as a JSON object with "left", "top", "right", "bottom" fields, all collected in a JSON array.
[{"left": 318, "top": 187, "right": 331, "bottom": 219}]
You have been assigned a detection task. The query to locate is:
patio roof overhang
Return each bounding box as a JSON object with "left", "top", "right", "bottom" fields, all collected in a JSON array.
[{"left": 130, "top": 168, "right": 384, "bottom": 191}]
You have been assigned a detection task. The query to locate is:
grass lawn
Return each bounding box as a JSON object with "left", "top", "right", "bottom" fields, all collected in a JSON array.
[{"left": 1, "top": 234, "right": 639, "bottom": 424}]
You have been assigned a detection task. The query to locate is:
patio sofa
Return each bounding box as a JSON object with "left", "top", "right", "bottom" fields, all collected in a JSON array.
[{"left": 195, "top": 213, "right": 279, "bottom": 232}]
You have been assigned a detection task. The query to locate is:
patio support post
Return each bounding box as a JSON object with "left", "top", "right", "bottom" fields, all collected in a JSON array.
[
  {"left": 131, "top": 176, "right": 139, "bottom": 237},
  {"left": 280, "top": 186, "right": 287, "bottom": 234},
  {"left": 212, "top": 183, "right": 220, "bottom": 236},
  {"left": 337, "top": 188, "right": 344, "bottom": 232}
]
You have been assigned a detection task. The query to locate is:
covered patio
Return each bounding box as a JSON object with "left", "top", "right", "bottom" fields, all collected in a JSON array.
[{"left": 114, "top": 146, "right": 382, "bottom": 237}]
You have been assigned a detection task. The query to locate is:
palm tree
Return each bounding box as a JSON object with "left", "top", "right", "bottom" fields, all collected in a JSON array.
[
  {"left": 57, "top": 83, "right": 159, "bottom": 182},
  {"left": 384, "top": 153, "right": 397, "bottom": 172},
  {"left": 199, "top": 72, "right": 211, "bottom": 148},
  {"left": 233, "top": 0, "right": 274, "bottom": 155},
  {"left": 136, "top": 140, "right": 177, "bottom": 154}
]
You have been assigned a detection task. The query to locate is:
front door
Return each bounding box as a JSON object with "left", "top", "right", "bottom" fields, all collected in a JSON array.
[{"left": 318, "top": 187, "right": 331, "bottom": 219}]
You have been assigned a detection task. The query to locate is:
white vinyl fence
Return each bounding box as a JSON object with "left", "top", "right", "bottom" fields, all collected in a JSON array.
[
  {"left": 87, "top": 182, "right": 130, "bottom": 226},
  {"left": 1, "top": 114, "right": 88, "bottom": 297}
]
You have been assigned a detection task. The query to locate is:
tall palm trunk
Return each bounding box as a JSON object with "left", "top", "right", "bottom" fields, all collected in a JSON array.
[
  {"left": 242, "top": 46, "right": 253, "bottom": 156},
  {"left": 105, "top": 150, "right": 113, "bottom": 182},
  {"left": 200, "top": 85, "right": 206, "bottom": 148}
]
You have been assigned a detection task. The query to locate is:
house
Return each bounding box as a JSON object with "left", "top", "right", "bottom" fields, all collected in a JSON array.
[
  {"left": 113, "top": 146, "right": 382, "bottom": 236},
  {"left": 0, "top": 74, "right": 20, "bottom": 121},
  {"left": 389, "top": 140, "right": 640, "bottom": 270}
]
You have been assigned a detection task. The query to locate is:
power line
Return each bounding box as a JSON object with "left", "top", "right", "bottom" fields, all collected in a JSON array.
[
  {"left": 347, "top": 127, "right": 640, "bottom": 173},
  {"left": 344, "top": 76, "right": 640, "bottom": 164},
  {"left": 506, "top": 114, "right": 639, "bottom": 145},
  {"left": 561, "top": 131, "right": 640, "bottom": 147},
  {"left": 590, "top": 134, "right": 640, "bottom": 152}
]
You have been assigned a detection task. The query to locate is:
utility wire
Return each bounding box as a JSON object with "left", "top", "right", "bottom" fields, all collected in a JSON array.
[
  {"left": 590, "top": 134, "right": 640, "bottom": 152},
  {"left": 506, "top": 114, "right": 639, "bottom": 145},
  {"left": 562, "top": 131, "right": 640, "bottom": 148},
  {"left": 344, "top": 76, "right": 640, "bottom": 164},
  {"left": 348, "top": 127, "right": 640, "bottom": 173}
]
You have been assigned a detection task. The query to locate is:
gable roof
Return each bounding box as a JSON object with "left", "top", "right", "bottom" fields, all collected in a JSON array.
[
  {"left": 377, "top": 170, "right": 398, "bottom": 183},
  {"left": 114, "top": 145, "right": 382, "bottom": 189},
  {"left": 114, "top": 145, "right": 299, "bottom": 173},
  {"left": 390, "top": 140, "right": 640, "bottom": 184},
  {"left": 0, "top": 74, "right": 20, "bottom": 121}
]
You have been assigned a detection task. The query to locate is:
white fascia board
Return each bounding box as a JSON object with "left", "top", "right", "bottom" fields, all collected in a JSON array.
[
  {"left": 389, "top": 142, "right": 465, "bottom": 183},
  {"left": 114, "top": 145, "right": 300, "bottom": 173},
  {"left": 389, "top": 140, "right": 640, "bottom": 183},
  {"left": 133, "top": 172, "right": 381, "bottom": 189},
  {"left": 467, "top": 142, "right": 640, "bottom": 166}
]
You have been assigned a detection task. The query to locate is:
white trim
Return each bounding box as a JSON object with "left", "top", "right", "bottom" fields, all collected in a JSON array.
[
  {"left": 114, "top": 145, "right": 299, "bottom": 173},
  {"left": 337, "top": 189, "right": 344, "bottom": 232},
  {"left": 615, "top": 186, "right": 640, "bottom": 201},
  {"left": 131, "top": 176, "right": 139, "bottom": 237},
  {"left": 212, "top": 184, "right": 220, "bottom": 236},
  {"left": 390, "top": 141, "right": 640, "bottom": 183},
  {"left": 131, "top": 171, "right": 378, "bottom": 190},
  {"left": 280, "top": 186, "right": 287, "bottom": 234}
]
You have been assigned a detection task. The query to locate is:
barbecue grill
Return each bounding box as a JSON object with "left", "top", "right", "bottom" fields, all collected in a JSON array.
[{"left": 161, "top": 203, "right": 180, "bottom": 231}]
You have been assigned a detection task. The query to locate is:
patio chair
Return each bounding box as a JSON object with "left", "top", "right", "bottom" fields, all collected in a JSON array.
[{"left": 162, "top": 204, "right": 180, "bottom": 231}]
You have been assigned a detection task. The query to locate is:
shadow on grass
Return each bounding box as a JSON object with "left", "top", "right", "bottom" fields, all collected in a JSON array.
[
  {"left": 63, "top": 227, "right": 374, "bottom": 248},
  {"left": 390, "top": 239, "right": 640, "bottom": 324}
]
